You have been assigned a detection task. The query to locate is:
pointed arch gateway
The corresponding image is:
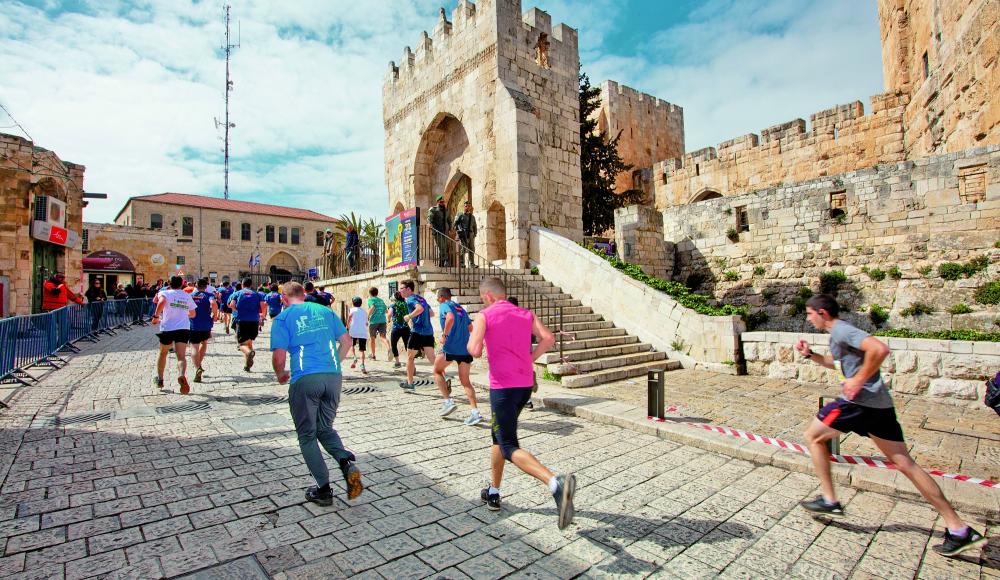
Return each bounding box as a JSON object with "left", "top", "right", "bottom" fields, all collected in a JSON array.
[{"left": 413, "top": 112, "right": 471, "bottom": 212}]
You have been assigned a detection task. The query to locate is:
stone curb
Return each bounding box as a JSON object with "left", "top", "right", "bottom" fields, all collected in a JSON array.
[{"left": 514, "top": 384, "right": 1000, "bottom": 519}]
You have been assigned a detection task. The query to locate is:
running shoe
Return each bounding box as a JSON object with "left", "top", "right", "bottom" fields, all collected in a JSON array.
[
  {"left": 370, "top": 353, "right": 376, "bottom": 361},
  {"left": 178, "top": 376, "right": 190, "bottom": 395},
  {"left": 340, "top": 460, "right": 363, "bottom": 500},
  {"left": 350, "top": 358, "right": 357, "bottom": 369},
  {"left": 799, "top": 496, "right": 845, "bottom": 518},
  {"left": 525, "top": 400, "right": 535, "bottom": 412},
  {"left": 242, "top": 350, "right": 255, "bottom": 372},
  {"left": 305, "top": 485, "right": 333, "bottom": 507},
  {"left": 361, "top": 364, "right": 368, "bottom": 375},
  {"left": 480, "top": 487, "right": 501, "bottom": 511},
  {"left": 393, "top": 361, "right": 401, "bottom": 369},
  {"left": 194, "top": 368, "right": 204, "bottom": 383},
  {"left": 553, "top": 474, "right": 576, "bottom": 530},
  {"left": 155, "top": 376, "right": 165, "bottom": 389},
  {"left": 464, "top": 410, "right": 483, "bottom": 426},
  {"left": 932, "top": 528, "right": 987, "bottom": 557},
  {"left": 439, "top": 399, "right": 457, "bottom": 417},
  {"left": 399, "top": 382, "right": 415, "bottom": 391}
]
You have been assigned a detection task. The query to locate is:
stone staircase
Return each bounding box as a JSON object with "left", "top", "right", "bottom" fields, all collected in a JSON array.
[{"left": 417, "top": 266, "right": 680, "bottom": 388}]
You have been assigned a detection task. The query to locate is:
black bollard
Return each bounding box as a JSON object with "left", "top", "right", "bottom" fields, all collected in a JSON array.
[{"left": 647, "top": 369, "right": 665, "bottom": 421}]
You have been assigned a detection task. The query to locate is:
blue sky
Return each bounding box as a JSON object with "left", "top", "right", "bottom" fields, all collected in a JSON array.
[{"left": 0, "top": 0, "right": 883, "bottom": 223}]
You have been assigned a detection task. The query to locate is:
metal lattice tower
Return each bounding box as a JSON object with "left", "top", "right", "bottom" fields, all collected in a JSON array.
[{"left": 216, "top": 4, "right": 239, "bottom": 199}]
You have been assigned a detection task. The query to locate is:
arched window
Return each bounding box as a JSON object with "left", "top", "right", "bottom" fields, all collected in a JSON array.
[
  {"left": 690, "top": 189, "right": 723, "bottom": 203},
  {"left": 220, "top": 220, "right": 231, "bottom": 240},
  {"left": 150, "top": 213, "right": 163, "bottom": 229}
]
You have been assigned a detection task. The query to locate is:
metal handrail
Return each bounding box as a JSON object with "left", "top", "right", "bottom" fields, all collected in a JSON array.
[
  {"left": 419, "top": 223, "right": 565, "bottom": 362},
  {"left": 318, "top": 237, "right": 384, "bottom": 279}
]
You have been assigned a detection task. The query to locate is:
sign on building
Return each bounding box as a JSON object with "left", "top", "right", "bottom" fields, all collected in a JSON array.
[{"left": 385, "top": 207, "right": 418, "bottom": 269}]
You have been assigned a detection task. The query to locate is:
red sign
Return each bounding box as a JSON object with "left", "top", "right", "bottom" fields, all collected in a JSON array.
[{"left": 31, "top": 221, "right": 79, "bottom": 248}]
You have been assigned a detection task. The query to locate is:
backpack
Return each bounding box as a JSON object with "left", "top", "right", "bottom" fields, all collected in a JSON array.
[{"left": 985, "top": 371, "right": 1000, "bottom": 417}]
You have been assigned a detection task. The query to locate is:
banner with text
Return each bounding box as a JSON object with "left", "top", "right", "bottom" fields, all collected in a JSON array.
[{"left": 385, "top": 207, "right": 419, "bottom": 269}]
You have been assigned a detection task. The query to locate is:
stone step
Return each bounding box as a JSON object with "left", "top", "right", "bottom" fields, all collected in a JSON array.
[
  {"left": 557, "top": 350, "right": 668, "bottom": 374},
  {"left": 538, "top": 340, "right": 650, "bottom": 365},
  {"left": 541, "top": 313, "right": 604, "bottom": 325},
  {"left": 561, "top": 327, "right": 627, "bottom": 341},
  {"left": 559, "top": 320, "right": 614, "bottom": 332},
  {"left": 557, "top": 334, "right": 638, "bottom": 352},
  {"left": 561, "top": 360, "right": 681, "bottom": 389}
]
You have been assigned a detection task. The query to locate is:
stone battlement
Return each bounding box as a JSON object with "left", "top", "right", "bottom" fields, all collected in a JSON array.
[
  {"left": 653, "top": 91, "right": 909, "bottom": 207},
  {"left": 602, "top": 80, "right": 682, "bottom": 114}
]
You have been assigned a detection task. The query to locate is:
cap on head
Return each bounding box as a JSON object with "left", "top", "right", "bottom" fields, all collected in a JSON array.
[{"left": 436, "top": 195, "right": 444, "bottom": 202}]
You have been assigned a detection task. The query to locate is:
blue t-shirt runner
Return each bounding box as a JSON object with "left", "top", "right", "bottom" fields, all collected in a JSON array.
[
  {"left": 265, "top": 291, "right": 283, "bottom": 317},
  {"left": 438, "top": 300, "right": 452, "bottom": 332},
  {"left": 270, "top": 302, "right": 346, "bottom": 383},
  {"left": 406, "top": 294, "right": 434, "bottom": 336},
  {"left": 441, "top": 301, "right": 471, "bottom": 356},
  {"left": 230, "top": 288, "right": 264, "bottom": 322},
  {"left": 219, "top": 285, "right": 235, "bottom": 309},
  {"left": 190, "top": 290, "right": 214, "bottom": 332}
]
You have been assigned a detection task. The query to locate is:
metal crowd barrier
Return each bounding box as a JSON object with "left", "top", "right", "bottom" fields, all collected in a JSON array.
[{"left": 0, "top": 298, "right": 155, "bottom": 403}]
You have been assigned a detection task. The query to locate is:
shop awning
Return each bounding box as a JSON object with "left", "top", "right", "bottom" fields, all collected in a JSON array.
[{"left": 83, "top": 250, "right": 135, "bottom": 272}]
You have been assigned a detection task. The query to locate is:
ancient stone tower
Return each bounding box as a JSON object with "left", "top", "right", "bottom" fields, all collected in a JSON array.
[{"left": 383, "top": 0, "right": 582, "bottom": 266}]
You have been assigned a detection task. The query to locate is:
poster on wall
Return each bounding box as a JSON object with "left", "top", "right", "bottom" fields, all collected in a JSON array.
[{"left": 385, "top": 207, "right": 419, "bottom": 269}]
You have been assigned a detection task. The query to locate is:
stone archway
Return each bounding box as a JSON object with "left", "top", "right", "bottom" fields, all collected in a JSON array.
[
  {"left": 486, "top": 201, "right": 507, "bottom": 263},
  {"left": 444, "top": 173, "right": 472, "bottom": 221},
  {"left": 689, "top": 188, "right": 723, "bottom": 203},
  {"left": 392, "top": 201, "right": 405, "bottom": 215},
  {"left": 266, "top": 251, "right": 300, "bottom": 272},
  {"left": 414, "top": 113, "right": 471, "bottom": 212}
]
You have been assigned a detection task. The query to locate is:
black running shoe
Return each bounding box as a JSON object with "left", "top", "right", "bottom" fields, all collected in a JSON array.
[
  {"left": 247, "top": 350, "right": 255, "bottom": 370},
  {"left": 800, "top": 496, "right": 845, "bottom": 518},
  {"left": 155, "top": 376, "right": 165, "bottom": 389},
  {"left": 932, "top": 528, "right": 987, "bottom": 557},
  {"left": 480, "top": 487, "right": 501, "bottom": 511},
  {"left": 340, "top": 460, "right": 363, "bottom": 500},
  {"left": 305, "top": 485, "right": 333, "bottom": 506},
  {"left": 553, "top": 474, "right": 576, "bottom": 530}
]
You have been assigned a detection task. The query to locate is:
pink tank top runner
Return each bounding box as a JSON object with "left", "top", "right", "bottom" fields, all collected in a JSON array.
[{"left": 481, "top": 300, "right": 534, "bottom": 389}]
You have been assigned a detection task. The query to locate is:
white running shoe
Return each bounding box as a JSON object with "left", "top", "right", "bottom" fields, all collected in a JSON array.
[
  {"left": 439, "top": 399, "right": 457, "bottom": 417},
  {"left": 463, "top": 410, "right": 483, "bottom": 426}
]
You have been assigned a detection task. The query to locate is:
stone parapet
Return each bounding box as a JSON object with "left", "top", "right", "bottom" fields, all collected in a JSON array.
[
  {"left": 613, "top": 204, "right": 672, "bottom": 280},
  {"left": 531, "top": 226, "right": 743, "bottom": 372}
]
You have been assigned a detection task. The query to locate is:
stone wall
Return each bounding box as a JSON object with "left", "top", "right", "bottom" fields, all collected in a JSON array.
[
  {"left": 84, "top": 223, "right": 177, "bottom": 283},
  {"left": 315, "top": 267, "right": 420, "bottom": 321},
  {"left": 878, "top": 0, "right": 999, "bottom": 156},
  {"left": 596, "top": 81, "right": 684, "bottom": 195},
  {"left": 653, "top": 94, "right": 909, "bottom": 210},
  {"left": 661, "top": 145, "right": 1000, "bottom": 332},
  {"left": 0, "top": 133, "right": 86, "bottom": 316},
  {"left": 531, "top": 226, "right": 744, "bottom": 372},
  {"left": 613, "top": 205, "right": 672, "bottom": 280},
  {"left": 383, "top": 0, "right": 582, "bottom": 267},
  {"left": 742, "top": 330, "right": 1000, "bottom": 407}
]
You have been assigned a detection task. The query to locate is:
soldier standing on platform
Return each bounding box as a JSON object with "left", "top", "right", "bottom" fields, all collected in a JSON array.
[
  {"left": 454, "top": 201, "right": 477, "bottom": 268},
  {"left": 427, "top": 195, "right": 451, "bottom": 267}
]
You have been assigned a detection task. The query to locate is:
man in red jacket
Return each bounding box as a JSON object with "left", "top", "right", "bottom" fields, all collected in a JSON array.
[{"left": 42, "top": 272, "right": 83, "bottom": 311}]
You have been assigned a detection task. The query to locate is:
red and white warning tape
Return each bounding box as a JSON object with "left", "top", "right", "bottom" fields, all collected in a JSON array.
[{"left": 663, "top": 416, "right": 1000, "bottom": 489}]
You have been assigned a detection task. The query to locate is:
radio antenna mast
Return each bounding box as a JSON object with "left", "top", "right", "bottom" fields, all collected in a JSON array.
[{"left": 216, "top": 4, "right": 239, "bottom": 199}]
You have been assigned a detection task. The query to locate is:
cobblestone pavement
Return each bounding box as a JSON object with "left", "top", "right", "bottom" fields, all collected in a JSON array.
[
  {"left": 0, "top": 323, "right": 997, "bottom": 579},
  {"left": 576, "top": 369, "right": 1000, "bottom": 482}
]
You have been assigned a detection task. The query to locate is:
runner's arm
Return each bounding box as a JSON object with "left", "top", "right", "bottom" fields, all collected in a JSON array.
[
  {"left": 272, "top": 349, "right": 290, "bottom": 384},
  {"left": 795, "top": 339, "right": 835, "bottom": 369},
  {"left": 259, "top": 301, "right": 267, "bottom": 319},
  {"left": 152, "top": 299, "right": 166, "bottom": 320},
  {"left": 404, "top": 302, "right": 423, "bottom": 321},
  {"left": 467, "top": 315, "right": 486, "bottom": 358},
  {"left": 337, "top": 333, "right": 352, "bottom": 361},
  {"left": 530, "top": 313, "right": 555, "bottom": 362},
  {"left": 843, "top": 336, "right": 891, "bottom": 398},
  {"left": 211, "top": 300, "right": 219, "bottom": 321},
  {"left": 442, "top": 312, "right": 455, "bottom": 338}
]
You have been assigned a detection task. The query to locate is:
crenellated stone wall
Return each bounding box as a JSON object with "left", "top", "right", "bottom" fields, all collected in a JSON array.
[{"left": 613, "top": 205, "right": 672, "bottom": 280}]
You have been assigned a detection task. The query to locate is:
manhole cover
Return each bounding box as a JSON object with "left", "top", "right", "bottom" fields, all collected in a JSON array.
[
  {"left": 343, "top": 386, "right": 378, "bottom": 395},
  {"left": 242, "top": 395, "right": 288, "bottom": 406},
  {"left": 156, "top": 401, "right": 211, "bottom": 415},
  {"left": 46, "top": 412, "right": 113, "bottom": 426}
]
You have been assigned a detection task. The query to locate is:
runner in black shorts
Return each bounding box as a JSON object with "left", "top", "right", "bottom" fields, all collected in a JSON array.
[
  {"left": 399, "top": 280, "right": 436, "bottom": 389},
  {"left": 432, "top": 288, "right": 482, "bottom": 425},
  {"left": 151, "top": 276, "right": 196, "bottom": 393},
  {"left": 229, "top": 278, "right": 267, "bottom": 372},
  {"left": 797, "top": 294, "right": 986, "bottom": 557}
]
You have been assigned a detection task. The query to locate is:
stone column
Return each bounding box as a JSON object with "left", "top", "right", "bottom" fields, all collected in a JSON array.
[{"left": 614, "top": 205, "right": 673, "bottom": 279}]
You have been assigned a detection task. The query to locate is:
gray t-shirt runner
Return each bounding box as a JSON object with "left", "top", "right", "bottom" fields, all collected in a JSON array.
[{"left": 829, "top": 320, "right": 893, "bottom": 409}]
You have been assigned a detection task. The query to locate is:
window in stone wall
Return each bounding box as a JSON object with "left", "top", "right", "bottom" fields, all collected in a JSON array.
[
  {"left": 265, "top": 225, "right": 275, "bottom": 243},
  {"left": 829, "top": 190, "right": 847, "bottom": 219},
  {"left": 316, "top": 231, "right": 324, "bottom": 246},
  {"left": 291, "top": 227, "right": 300, "bottom": 245},
  {"left": 279, "top": 226, "right": 288, "bottom": 244},
  {"left": 220, "top": 220, "right": 231, "bottom": 240},
  {"left": 922, "top": 51, "right": 929, "bottom": 79},
  {"left": 695, "top": 163, "right": 700, "bottom": 176},
  {"left": 150, "top": 213, "right": 163, "bottom": 229},
  {"left": 959, "top": 164, "right": 987, "bottom": 204},
  {"left": 735, "top": 205, "right": 750, "bottom": 232},
  {"left": 241, "top": 222, "right": 251, "bottom": 241},
  {"left": 176, "top": 255, "right": 186, "bottom": 266},
  {"left": 182, "top": 216, "right": 194, "bottom": 237},
  {"left": 82, "top": 229, "right": 89, "bottom": 252}
]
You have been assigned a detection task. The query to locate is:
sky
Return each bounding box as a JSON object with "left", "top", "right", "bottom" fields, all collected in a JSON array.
[{"left": 0, "top": 0, "right": 884, "bottom": 224}]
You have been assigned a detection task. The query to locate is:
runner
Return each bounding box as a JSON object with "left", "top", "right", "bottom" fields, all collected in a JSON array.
[
  {"left": 433, "top": 287, "right": 481, "bottom": 425},
  {"left": 189, "top": 278, "right": 218, "bottom": 385},
  {"left": 271, "top": 282, "right": 363, "bottom": 504},
  {"left": 399, "top": 280, "right": 435, "bottom": 390},
  {"left": 228, "top": 277, "right": 267, "bottom": 372},
  {"left": 387, "top": 291, "right": 410, "bottom": 369},
  {"left": 265, "top": 283, "right": 284, "bottom": 320},
  {"left": 218, "top": 280, "right": 235, "bottom": 334},
  {"left": 507, "top": 296, "right": 535, "bottom": 411},
  {"left": 304, "top": 282, "right": 332, "bottom": 307},
  {"left": 366, "top": 287, "right": 390, "bottom": 361},
  {"left": 796, "top": 294, "right": 987, "bottom": 557},
  {"left": 151, "top": 276, "right": 196, "bottom": 393},
  {"left": 468, "top": 277, "right": 574, "bottom": 528},
  {"left": 347, "top": 297, "right": 369, "bottom": 374}
]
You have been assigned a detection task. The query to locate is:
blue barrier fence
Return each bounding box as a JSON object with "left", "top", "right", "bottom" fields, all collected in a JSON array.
[{"left": 0, "top": 298, "right": 155, "bottom": 397}]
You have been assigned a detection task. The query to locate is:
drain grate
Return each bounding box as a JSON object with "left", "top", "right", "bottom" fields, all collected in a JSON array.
[
  {"left": 46, "top": 412, "right": 113, "bottom": 426},
  {"left": 242, "top": 395, "right": 289, "bottom": 407},
  {"left": 343, "top": 385, "right": 379, "bottom": 395},
  {"left": 156, "top": 401, "right": 211, "bottom": 415}
]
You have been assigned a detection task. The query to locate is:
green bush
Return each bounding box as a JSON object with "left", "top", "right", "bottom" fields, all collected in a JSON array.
[
  {"left": 918, "top": 265, "right": 933, "bottom": 277},
  {"left": 789, "top": 286, "right": 814, "bottom": 316},
  {"left": 900, "top": 302, "right": 934, "bottom": 317},
  {"left": 581, "top": 245, "right": 747, "bottom": 317},
  {"left": 869, "top": 304, "right": 889, "bottom": 327},
  {"left": 949, "top": 303, "right": 973, "bottom": 315},
  {"left": 875, "top": 328, "right": 1000, "bottom": 342},
  {"left": 530, "top": 266, "right": 539, "bottom": 276},
  {"left": 753, "top": 265, "right": 766, "bottom": 276},
  {"left": 995, "top": 240, "right": 1000, "bottom": 249},
  {"left": 939, "top": 255, "right": 989, "bottom": 280},
  {"left": 863, "top": 267, "right": 886, "bottom": 281},
  {"left": 975, "top": 280, "right": 1000, "bottom": 305},
  {"left": 938, "top": 262, "right": 964, "bottom": 280},
  {"left": 541, "top": 369, "right": 561, "bottom": 382},
  {"left": 819, "top": 271, "right": 847, "bottom": 294},
  {"left": 888, "top": 266, "right": 902, "bottom": 279},
  {"left": 723, "top": 270, "right": 740, "bottom": 282},
  {"left": 670, "top": 339, "right": 686, "bottom": 352},
  {"left": 761, "top": 288, "right": 777, "bottom": 302},
  {"left": 726, "top": 227, "right": 739, "bottom": 240}
]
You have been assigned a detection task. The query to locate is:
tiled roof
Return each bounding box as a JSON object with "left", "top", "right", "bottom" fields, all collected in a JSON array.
[{"left": 119, "top": 193, "right": 338, "bottom": 222}]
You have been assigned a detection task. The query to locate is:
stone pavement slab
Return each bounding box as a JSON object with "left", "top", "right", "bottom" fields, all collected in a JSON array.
[{"left": 0, "top": 322, "right": 995, "bottom": 578}]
